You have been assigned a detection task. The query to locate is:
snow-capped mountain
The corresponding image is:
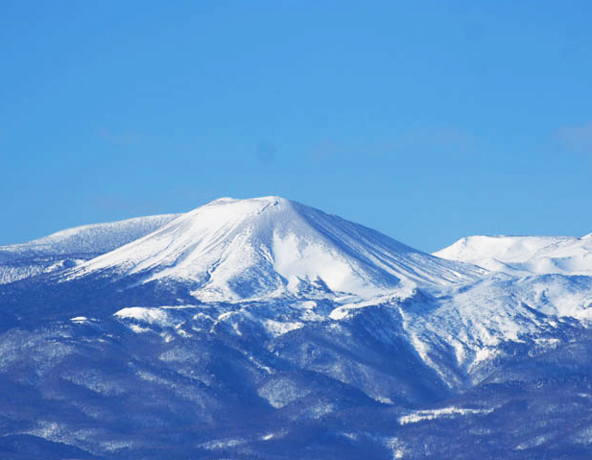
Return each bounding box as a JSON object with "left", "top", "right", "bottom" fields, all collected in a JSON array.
[
  {"left": 435, "top": 233, "right": 592, "bottom": 276},
  {"left": 0, "top": 213, "right": 179, "bottom": 284},
  {"left": 1, "top": 197, "right": 592, "bottom": 460},
  {"left": 65, "top": 196, "right": 484, "bottom": 301}
]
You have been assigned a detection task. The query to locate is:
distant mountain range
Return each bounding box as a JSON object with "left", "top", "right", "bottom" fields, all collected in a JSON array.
[
  {"left": 1, "top": 197, "right": 591, "bottom": 459},
  {"left": 435, "top": 232, "right": 592, "bottom": 276}
]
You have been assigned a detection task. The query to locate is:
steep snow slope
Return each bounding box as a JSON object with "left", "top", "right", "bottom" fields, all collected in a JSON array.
[
  {"left": 0, "top": 214, "right": 179, "bottom": 284},
  {"left": 67, "top": 197, "right": 485, "bottom": 301},
  {"left": 434, "top": 234, "right": 592, "bottom": 276},
  {"left": 394, "top": 274, "right": 592, "bottom": 386}
]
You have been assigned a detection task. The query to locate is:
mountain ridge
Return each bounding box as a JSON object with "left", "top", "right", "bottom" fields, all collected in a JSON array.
[
  {"left": 0, "top": 213, "right": 179, "bottom": 284},
  {"left": 435, "top": 233, "right": 592, "bottom": 276}
]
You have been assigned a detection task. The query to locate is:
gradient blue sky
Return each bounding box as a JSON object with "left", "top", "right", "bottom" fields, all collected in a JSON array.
[{"left": 1, "top": 0, "right": 592, "bottom": 252}]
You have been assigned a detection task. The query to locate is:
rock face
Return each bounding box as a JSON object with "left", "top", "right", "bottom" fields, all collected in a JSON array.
[{"left": 1, "top": 197, "right": 592, "bottom": 460}]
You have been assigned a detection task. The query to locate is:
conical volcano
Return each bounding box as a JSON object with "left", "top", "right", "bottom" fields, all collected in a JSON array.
[{"left": 67, "top": 196, "right": 484, "bottom": 301}]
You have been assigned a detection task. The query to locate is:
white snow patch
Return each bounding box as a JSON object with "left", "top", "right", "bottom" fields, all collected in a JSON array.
[
  {"left": 129, "top": 324, "right": 150, "bottom": 334},
  {"left": 249, "top": 355, "right": 273, "bottom": 374},
  {"left": 473, "top": 347, "right": 499, "bottom": 365},
  {"left": 263, "top": 319, "right": 304, "bottom": 337},
  {"left": 199, "top": 437, "right": 247, "bottom": 450},
  {"left": 385, "top": 437, "right": 405, "bottom": 459},
  {"left": 329, "top": 286, "right": 416, "bottom": 320},
  {"left": 114, "top": 307, "right": 172, "bottom": 327},
  {"left": 515, "top": 435, "right": 549, "bottom": 450},
  {"left": 70, "top": 316, "right": 89, "bottom": 323},
  {"left": 399, "top": 406, "right": 493, "bottom": 425}
]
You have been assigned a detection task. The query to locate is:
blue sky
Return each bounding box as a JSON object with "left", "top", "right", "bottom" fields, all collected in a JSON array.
[{"left": 1, "top": 0, "right": 591, "bottom": 252}]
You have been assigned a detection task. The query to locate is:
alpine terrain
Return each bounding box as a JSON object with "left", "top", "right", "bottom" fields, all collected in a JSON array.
[{"left": 1, "top": 196, "right": 592, "bottom": 459}]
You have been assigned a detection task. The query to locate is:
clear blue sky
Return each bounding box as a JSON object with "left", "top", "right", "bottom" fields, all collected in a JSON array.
[{"left": 1, "top": 0, "right": 591, "bottom": 252}]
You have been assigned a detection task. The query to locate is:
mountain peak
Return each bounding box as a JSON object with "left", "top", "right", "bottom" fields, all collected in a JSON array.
[
  {"left": 67, "top": 197, "right": 483, "bottom": 301},
  {"left": 207, "top": 195, "right": 289, "bottom": 207},
  {"left": 185, "top": 196, "right": 297, "bottom": 227}
]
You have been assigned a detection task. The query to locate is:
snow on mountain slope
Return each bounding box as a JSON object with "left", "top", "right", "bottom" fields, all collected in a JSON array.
[
  {"left": 3, "top": 200, "right": 592, "bottom": 459},
  {"left": 1, "top": 214, "right": 181, "bottom": 256},
  {"left": 0, "top": 214, "right": 179, "bottom": 284},
  {"left": 395, "top": 273, "right": 592, "bottom": 386},
  {"left": 67, "top": 196, "right": 485, "bottom": 301},
  {"left": 434, "top": 234, "right": 592, "bottom": 276}
]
